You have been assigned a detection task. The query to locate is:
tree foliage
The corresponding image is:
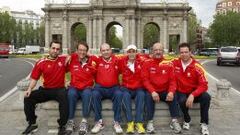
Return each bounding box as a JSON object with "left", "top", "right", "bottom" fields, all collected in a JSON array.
[
  {"left": 0, "top": 12, "right": 16, "bottom": 43},
  {"left": 143, "top": 23, "right": 159, "bottom": 49},
  {"left": 73, "top": 23, "right": 86, "bottom": 42},
  {"left": 188, "top": 11, "right": 199, "bottom": 45},
  {"left": 107, "top": 26, "right": 122, "bottom": 49},
  {"left": 209, "top": 11, "right": 240, "bottom": 46}
]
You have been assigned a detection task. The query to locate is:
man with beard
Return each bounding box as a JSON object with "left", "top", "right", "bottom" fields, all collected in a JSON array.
[{"left": 22, "top": 41, "right": 68, "bottom": 135}]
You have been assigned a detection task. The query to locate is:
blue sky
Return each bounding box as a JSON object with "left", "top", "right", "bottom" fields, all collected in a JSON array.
[{"left": 0, "top": 0, "right": 218, "bottom": 27}]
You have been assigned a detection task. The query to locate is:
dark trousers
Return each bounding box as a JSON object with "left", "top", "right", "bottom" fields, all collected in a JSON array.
[
  {"left": 145, "top": 91, "right": 180, "bottom": 121},
  {"left": 176, "top": 92, "right": 211, "bottom": 124},
  {"left": 24, "top": 86, "right": 68, "bottom": 127}
]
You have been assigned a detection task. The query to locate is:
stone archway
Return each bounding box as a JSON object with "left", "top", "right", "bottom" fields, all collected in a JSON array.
[
  {"left": 106, "top": 21, "right": 123, "bottom": 49},
  {"left": 143, "top": 22, "right": 160, "bottom": 49},
  {"left": 43, "top": 0, "right": 191, "bottom": 53},
  {"left": 70, "top": 22, "right": 87, "bottom": 53}
]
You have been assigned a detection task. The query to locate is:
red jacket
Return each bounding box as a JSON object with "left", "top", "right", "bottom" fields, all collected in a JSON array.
[
  {"left": 118, "top": 54, "right": 147, "bottom": 90},
  {"left": 31, "top": 55, "right": 67, "bottom": 89},
  {"left": 172, "top": 58, "right": 208, "bottom": 97},
  {"left": 68, "top": 53, "right": 97, "bottom": 90},
  {"left": 141, "top": 57, "right": 177, "bottom": 94},
  {"left": 95, "top": 55, "right": 120, "bottom": 87}
]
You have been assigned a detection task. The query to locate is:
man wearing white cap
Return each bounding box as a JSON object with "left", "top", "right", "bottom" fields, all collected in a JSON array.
[{"left": 119, "top": 44, "right": 148, "bottom": 134}]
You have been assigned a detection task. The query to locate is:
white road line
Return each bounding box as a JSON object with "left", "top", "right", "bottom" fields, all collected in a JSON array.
[
  {"left": 0, "top": 59, "right": 35, "bottom": 103},
  {"left": 201, "top": 59, "right": 240, "bottom": 96}
]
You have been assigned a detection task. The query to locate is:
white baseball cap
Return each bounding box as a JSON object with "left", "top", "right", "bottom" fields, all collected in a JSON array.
[{"left": 126, "top": 44, "right": 137, "bottom": 51}]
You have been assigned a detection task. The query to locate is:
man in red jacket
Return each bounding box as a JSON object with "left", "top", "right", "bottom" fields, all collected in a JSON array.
[
  {"left": 142, "top": 42, "right": 182, "bottom": 134},
  {"left": 65, "top": 42, "right": 97, "bottom": 135},
  {"left": 172, "top": 42, "right": 211, "bottom": 135},
  {"left": 119, "top": 44, "right": 147, "bottom": 134},
  {"left": 91, "top": 43, "right": 123, "bottom": 134},
  {"left": 22, "top": 41, "right": 68, "bottom": 135}
]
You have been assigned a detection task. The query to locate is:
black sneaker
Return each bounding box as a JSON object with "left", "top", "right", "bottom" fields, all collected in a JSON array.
[
  {"left": 58, "top": 126, "right": 67, "bottom": 135},
  {"left": 22, "top": 124, "right": 38, "bottom": 135}
]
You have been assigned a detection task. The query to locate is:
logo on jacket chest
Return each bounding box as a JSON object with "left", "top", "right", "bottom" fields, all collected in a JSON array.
[
  {"left": 58, "top": 62, "right": 63, "bottom": 67},
  {"left": 187, "top": 72, "right": 191, "bottom": 77},
  {"left": 150, "top": 67, "right": 156, "bottom": 74}
]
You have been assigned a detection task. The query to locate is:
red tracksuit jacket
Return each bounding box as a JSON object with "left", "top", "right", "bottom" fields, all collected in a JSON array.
[
  {"left": 68, "top": 53, "right": 97, "bottom": 90},
  {"left": 141, "top": 57, "right": 177, "bottom": 94},
  {"left": 172, "top": 58, "right": 208, "bottom": 97}
]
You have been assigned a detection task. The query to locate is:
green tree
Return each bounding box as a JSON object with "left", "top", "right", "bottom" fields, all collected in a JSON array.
[
  {"left": 73, "top": 23, "right": 86, "bottom": 42},
  {"left": 188, "top": 10, "right": 199, "bottom": 46},
  {"left": 209, "top": 11, "right": 240, "bottom": 46},
  {"left": 0, "top": 12, "right": 16, "bottom": 43},
  {"left": 39, "top": 21, "right": 45, "bottom": 47},
  {"left": 143, "top": 23, "right": 159, "bottom": 49},
  {"left": 107, "top": 26, "right": 122, "bottom": 49}
]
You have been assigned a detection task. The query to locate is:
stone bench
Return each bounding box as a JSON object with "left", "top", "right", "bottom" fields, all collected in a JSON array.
[{"left": 41, "top": 100, "right": 200, "bottom": 134}]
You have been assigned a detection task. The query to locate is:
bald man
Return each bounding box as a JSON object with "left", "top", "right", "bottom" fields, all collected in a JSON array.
[
  {"left": 91, "top": 43, "right": 123, "bottom": 134},
  {"left": 141, "top": 42, "right": 182, "bottom": 134}
]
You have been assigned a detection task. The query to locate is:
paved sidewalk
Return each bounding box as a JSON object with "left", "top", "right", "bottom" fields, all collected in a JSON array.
[{"left": 0, "top": 73, "right": 240, "bottom": 135}]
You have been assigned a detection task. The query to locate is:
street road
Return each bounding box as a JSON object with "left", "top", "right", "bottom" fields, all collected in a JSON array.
[
  {"left": 0, "top": 58, "right": 35, "bottom": 97},
  {"left": 203, "top": 60, "right": 240, "bottom": 91}
]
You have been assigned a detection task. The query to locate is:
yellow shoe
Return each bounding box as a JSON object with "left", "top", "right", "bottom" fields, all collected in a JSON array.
[
  {"left": 135, "top": 123, "right": 146, "bottom": 134},
  {"left": 126, "top": 121, "right": 134, "bottom": 134}
]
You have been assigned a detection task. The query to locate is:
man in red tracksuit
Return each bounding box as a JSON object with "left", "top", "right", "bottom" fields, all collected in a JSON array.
[
  {"left": 65, "top": 42, "right": 97, "bottom": 135},
  {"left": 142, "top": 42, "right": 182, "bottom": 134},
  {"left": 22, "top": 41, "right": 68, "bottom": 135},
  {"left": 118, "top": 44, "right": 147, "bottom": 134},
  {"left": 172, "top": 42, "right": 211, "bottom": 135},
  {"left": 91, "top": 43, "right": 123, "bottom": 134}
]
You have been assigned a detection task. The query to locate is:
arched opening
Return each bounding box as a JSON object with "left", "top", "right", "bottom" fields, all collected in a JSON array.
[
  {"left": 106, "top": 22, "right": 123, "bottom": 51},
  {"left": 143, "top": 22, "right": 160, "bottom": 49},
  {"left": 71, "top": 22, "right": 87, "bottom": 53},
  {"left": 169, "top": 34, "right": 180, "bottom": 53}
]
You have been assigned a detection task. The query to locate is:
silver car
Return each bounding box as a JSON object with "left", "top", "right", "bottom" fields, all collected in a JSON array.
[{"left": 217, "top": 46, "right": 240, "bottom": 66}]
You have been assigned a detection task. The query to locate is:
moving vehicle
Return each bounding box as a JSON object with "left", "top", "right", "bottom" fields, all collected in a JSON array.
[
  {"left": 217, "top": 46, "right": 240, "bottom": 66},
  {"left": 16, "top": 47, "right": 26, "bottom": 55},
  {"left": 0, "top": 43, "right": 10, "bottom": 58}
]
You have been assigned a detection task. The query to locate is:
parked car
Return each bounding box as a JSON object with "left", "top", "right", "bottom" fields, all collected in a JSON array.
[
  {"left": 16, "top": 47, "right": 26, "bottom": 55},
  {"left": 198, "top": 48, "right": 218, "bottom": 56},
  {"left": 217, "top": 46, "right": 240, "bottom": 66}
]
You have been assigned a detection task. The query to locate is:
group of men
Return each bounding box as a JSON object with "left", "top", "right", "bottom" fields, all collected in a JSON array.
[{"left": 22, "top": 41, "right": 211, "bottom": 135}]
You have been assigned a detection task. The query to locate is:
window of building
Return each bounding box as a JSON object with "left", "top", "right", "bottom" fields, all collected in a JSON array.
[
  {"left": 233, "top": 7, "right": 238, "bottom": 12},
  {"left": 222, "top": 2, "right": 226, "bottom": 7},
  {"left": 228, "top": 2, "right": 232, "bottom": 6},
  {"left": 237, "top": 2, "right": 240, "bottom": 5}
]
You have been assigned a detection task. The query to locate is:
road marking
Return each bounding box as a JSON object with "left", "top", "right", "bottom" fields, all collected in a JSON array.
[
  {"left": 201, "top": 59, "right": 240, "bottom": 96},
  {"left": 0, "top": 59, "right": 35, "bottom": 103}
]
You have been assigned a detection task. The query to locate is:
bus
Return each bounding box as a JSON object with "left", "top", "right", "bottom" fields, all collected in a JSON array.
[{"left": 0, "top": 43, "right": 10, "bottom": 58}]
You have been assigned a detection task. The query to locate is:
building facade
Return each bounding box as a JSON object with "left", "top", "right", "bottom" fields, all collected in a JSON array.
[
  {"left": 216, "top": 0, "right": 240, "bottom": 14},
  {"left": 43, "top": 0, "right": 191, "bottom": 53}
]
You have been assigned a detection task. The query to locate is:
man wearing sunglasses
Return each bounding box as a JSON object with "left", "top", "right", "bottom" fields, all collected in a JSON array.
[{"left": 22, "top": 41, "right": 68, "bottom": 135}]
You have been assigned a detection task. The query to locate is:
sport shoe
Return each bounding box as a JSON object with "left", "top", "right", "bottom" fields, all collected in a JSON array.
[
  {"left": 58, "top": 126, "right": 67, "bottom": 135},
  {"left": 170, "top": 120, "right": 182, "bottom": 134},
  {"left": 66, "top": 120, "right": 75, "bottom": 133},
  {"left": 126, "top": 121, "right": 134, "bottom": 134},
  {"left": 113, "top": 121, "right": 123, "bottom": 134},
  {"left": 91, "top": 120, "right": 104, "bottom": 133},
  {"left": 22, "top": 124, "right": 38, "bottom": 134},
  {"left": 200, "top": 123, "right": 209, "bottom": 135},
  {"left": 79, "top": 121, "right": 88, "bottom": 135},
  {"left": 183, "top": 121, "right": 190, "bottom": 130},
  {"left": 135, "top": 123, "right": 146, "bottom": 134},
  {"left": 146, "top": 120, "right": 155, "bottom": 134}
]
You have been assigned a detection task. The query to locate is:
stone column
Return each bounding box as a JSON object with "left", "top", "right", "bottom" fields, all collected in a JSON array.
[
  {"left": 98, "top": 16, "right": 103, "bottom": 47},
  {"left": 163, "top": 10, "right": 168, "bottom": 52},
  {"left": 137, "top": 17, "right": 142, "bottom": 48},
  {"left": 92, "top": 16, "right": 97, "bottom": 50},
  {"left": 216, "top": 79, "right": 233, "bottom": 106},
  {"left": 125, "top": 15, "right": 130, "bottom": 48},
  {"left": 87, "top": 16, "right": 93, "bottom": 48},
  {"left": 45, "top": 11, "right": 50, "bottom": 48},
  {"left": 182, "top": 11, "right": 188, "bottom": 42},
  {"left": 62, "top": 10, "right": 68, "bottom": 54},
  {"left": 131, "top": 16, "right": 136, "bottom": 45}
]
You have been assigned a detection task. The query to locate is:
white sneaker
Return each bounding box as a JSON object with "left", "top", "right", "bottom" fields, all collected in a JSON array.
[
  {"left": 200, "top": 123, "right": 209, "bottom": 135},
  {"left": 183, "top": 121, "right": 190, "bottom": 130},
  {"left": 65, "top": 120, "right": 75, "bottom": 132},
  {"left": 146, "top": 120, "right": 155, "bottom": 133},
  {"left": 113, "top": 121, "right": 123, "bottom": 134},
  {"left": 170, "top": 119, "right": 182, "bottom": 134},
  {"left": 91, "top": 120, "right": 104, "bottom": 133}
]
